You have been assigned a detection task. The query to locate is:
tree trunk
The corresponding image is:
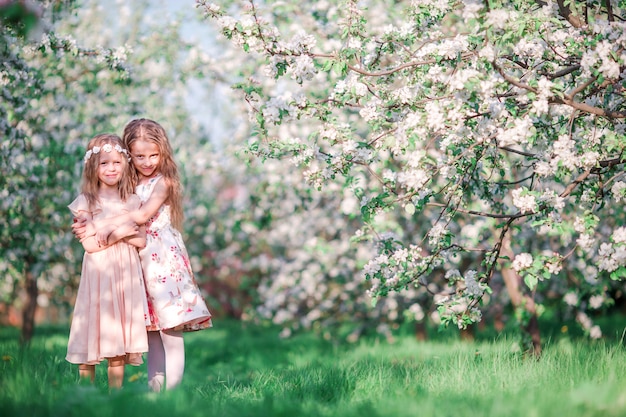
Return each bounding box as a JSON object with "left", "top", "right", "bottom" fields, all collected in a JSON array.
[
  {"left": 499, "top": 234, "right": 542, "bottom": 357},
  {"left": 414, "top": 321, "right": 428, "bottom": 341},
  {"left": 525, "top": 314, "right": 542, "bottom": 357},
  {"left": 20, "top": 270, "right": 38, "bottom": 345},
  {"left": 460, "top": 324, "right": 475, "bottom": 341}
]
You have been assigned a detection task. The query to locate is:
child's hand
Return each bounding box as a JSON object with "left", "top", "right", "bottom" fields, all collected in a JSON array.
[
  {"left": 106, "top": 222, "right": 140, "bottom": 246},
  {"left": 72, "top": 217, "right": 88, "bottom": 240},
  {"left": 95, "top": 225, "right": 115, "bottom": 247},
  {"left": 117, "top": 222, "right": 140, "bottom": 239}
]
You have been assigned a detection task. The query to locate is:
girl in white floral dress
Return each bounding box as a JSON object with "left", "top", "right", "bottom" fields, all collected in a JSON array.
[{"left": 75, "top": 119, "right": 212, "bottom": 392}]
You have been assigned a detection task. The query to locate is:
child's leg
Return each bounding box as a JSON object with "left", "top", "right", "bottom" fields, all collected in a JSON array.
[
  {"left": 107, "top": 356, "right": 126, "bottom": 389},
  {"left": 147, "top": 331, "right": 166, "bottom": 392},
  {"left": 78, "top": 364, "right": 95, "bottom": 383},
  {"left": 161, "top": 329, "right": 185, "bottom": 390}
]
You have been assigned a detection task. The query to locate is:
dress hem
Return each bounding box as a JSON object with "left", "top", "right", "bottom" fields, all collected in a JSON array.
[
  {"left": 66, "top": 349, "right": 148, "bottom": 366},
  {"left": 147, "top": 316, "right": 213, "bottom": 333}
]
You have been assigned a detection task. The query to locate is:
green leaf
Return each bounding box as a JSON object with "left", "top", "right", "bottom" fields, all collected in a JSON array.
[
  {"left": 524, "top": 274, "right": 538, "bottom": 290},
  {"left": 610, "top": 266, "right": 626, "bottom": 281}
]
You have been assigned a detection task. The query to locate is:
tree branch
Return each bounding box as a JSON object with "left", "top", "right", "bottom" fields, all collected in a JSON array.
[
  {"left": 550, "top": 96, "right": 626, "bottom": 119},
  {"left": 566, "top": 76, "right": 597, "bottom": 99},
  {"left": 556, "top": 0, "right": 584, "bottom": 28},
  {"left": 493, "top": 61, "right": 626, "bottom": 119},
  {"left": 559, "top": 169, "right": 592, "bottom": 198},
  {"left": 606, "top": 0, "right": 615, "bottom": 22},
  {"left": 544, "top": 65, "right": 580, "bottom": 80},
  {"left": 427, "top": 202, "right": 526, "bottom": 219},
  {"left": 499, "top": 146, "right": 537, "bottom": 158}
]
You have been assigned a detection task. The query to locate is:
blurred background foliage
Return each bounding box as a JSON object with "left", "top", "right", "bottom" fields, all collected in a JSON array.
[
  {"left": 4, "top": 0, "right": 624, "bottom": 349},
  {"left": 2, "top": 0, "right": 418, "bottom": 344}
]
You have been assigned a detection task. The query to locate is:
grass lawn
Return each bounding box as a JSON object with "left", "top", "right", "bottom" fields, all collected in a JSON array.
[{"left": 2, "top": 318, "right": 626, "bottom": 417}]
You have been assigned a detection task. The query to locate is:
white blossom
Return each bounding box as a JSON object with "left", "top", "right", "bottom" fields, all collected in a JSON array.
[
  {"left": 534, "top": 161, "right": 553, "bottom": 176},
  {"left": 546, "top": 260, "right": 562, "bottom": 275},
  {"left": 512, "top": 188, "right": 537, "bottom": 214},
  {"left": 291, "top": 54, "right": 316, "bottom": 83},
  {"left": 589, "top": 325, "right": 602, "bottom": 339},
  {"left": 613, "top": 227, "right": 626, "bottom": 244},
  {"left": 573, "top": 217, "right": 586, "bottom": 233},
  {"left": 611, "top": 181, "right": 626, "bottom": 202},
  {"left": 464, "top": 270, "right": 483, "bottom": 297},
  {"left": 563, "top": 292, "right": 578, "bottom": 306},
  {"left": 217, "top": 16, "right": 237, "bottom": 31},
  {"left": 512, "top": 253, "right": 533, "bottom": 272},
  {"left": 577, "top": 311, "right": 593, "bottom": 330},
  {"left": 428, "top": 223, "right": 447, "bottom": 244},
  {"left": 398, "top": 168, "right": 429, "bottom": 192},
  {"left": 589, "top": 295, "right": 604, "bottom": 309}
]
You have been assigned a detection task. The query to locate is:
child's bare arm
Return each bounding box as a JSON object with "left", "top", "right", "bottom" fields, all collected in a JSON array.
[
  {"left": 124, "top": 225, "right": 146, "bottom": 249},
  {"left": 71, "top": 212, "right": 106, "bottom": 253},
  {"left": 82, "top": 223, "right": 140, "bottom": 253},
  {"left": 129, "top": 179, "right": 169, "bottom": 224},
  {"left": 72, "top": 217, "right": 89, "bottom": 240},
  {"left": 73, "top": 217, "right": 119, "bottom": 241},
  {"left": 77, "top": 180, "right": 168, "bottom": 234},
  {"left": 81, "top": 235, "right": 110, "bottom": 253},
  {"left": 107, "top": 222, "right": 141, "bottom": 244}
]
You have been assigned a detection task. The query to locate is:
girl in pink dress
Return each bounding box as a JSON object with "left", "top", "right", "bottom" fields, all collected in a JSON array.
[
  {"left": 74, "top": 120, "right": 212, "bottom": 392},
  {"left": 66, "top": 134, "right": 149, "bottom": 389}
]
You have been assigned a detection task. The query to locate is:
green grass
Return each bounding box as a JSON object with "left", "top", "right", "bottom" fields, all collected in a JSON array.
[{"left": 2, "top": 319, "right": 626, "bottom": 417}]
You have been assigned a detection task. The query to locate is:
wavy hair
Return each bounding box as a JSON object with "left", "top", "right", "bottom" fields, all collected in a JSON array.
[
  {"left": 122, "top": 118, "right": 183, "bottom": 230},
  {"left": 81, "top": 133, "right": 134, "bottom": 209}
]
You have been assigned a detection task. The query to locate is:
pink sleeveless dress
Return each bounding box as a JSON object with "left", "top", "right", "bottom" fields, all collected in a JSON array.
[
  {"left": 66, "top": 194, "right": 149, "bottom": 365},
  {"left": 135, "top": 175, "right": 212, "bottom": 332}
]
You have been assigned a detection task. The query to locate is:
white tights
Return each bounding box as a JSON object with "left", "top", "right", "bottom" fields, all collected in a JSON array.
[{"left": 147, "top": 329, "right": 185, "bottom": 392}]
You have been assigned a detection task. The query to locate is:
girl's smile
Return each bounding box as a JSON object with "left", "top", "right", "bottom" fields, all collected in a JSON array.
[
  {"left": 130, "top": 140, "right": 161, "bottom": 180},
  {"left": 97, "top": 151, "right": 124, "bottom": 189}
]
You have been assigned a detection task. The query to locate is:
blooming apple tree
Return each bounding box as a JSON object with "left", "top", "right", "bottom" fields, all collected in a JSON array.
[
  {"left": 1, "top": 1, "right": 137, "bottom": 341},
  {"left": 197, "top": 0, "right": 626, "bottom": 349},
  {"left": 3, "top": 0, "right": 404, "bottom": 345}
]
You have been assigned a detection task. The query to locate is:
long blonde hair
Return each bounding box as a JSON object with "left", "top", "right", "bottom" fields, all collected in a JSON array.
[
  {"left": 81, "top": 133, "right": 134, "bottom": 209},
  {"left": 122, "top": 118, "right": 184, "bottom": 230}
]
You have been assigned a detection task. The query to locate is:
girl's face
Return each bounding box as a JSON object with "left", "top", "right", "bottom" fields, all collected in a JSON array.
[
  {"left": 130, "top": 139, "right": 161, "bottom": 179},
  {"left": 97, "top": 149, "right": 125, "bottom": 189}
]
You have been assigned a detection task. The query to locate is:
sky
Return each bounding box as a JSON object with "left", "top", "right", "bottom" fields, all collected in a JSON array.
[
  {"left": 147, "top": 0, "right": 230, "bottom": 139},
  {"left": 96, "top": 0, "right": 232, "bottom": 143}
]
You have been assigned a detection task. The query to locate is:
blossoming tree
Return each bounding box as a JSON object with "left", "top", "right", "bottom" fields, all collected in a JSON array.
[
  {"left": 6, "top": 0, "right": 626, "bottom": 353},
  {"left": 197, "top": 0, "right": 626, "bottom": 353},
  {"left": 2, "top": 0, "right": 392, "bottom": 346}
]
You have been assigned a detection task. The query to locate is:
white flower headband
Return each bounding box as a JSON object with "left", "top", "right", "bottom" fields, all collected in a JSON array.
[{"left": 83, "top": 143, "right": 130, "bottom": 164}]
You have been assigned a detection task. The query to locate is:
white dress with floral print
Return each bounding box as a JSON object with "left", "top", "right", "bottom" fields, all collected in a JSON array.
[{"left": 136, "top": 175, "right": 212, "bottom": 332}]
